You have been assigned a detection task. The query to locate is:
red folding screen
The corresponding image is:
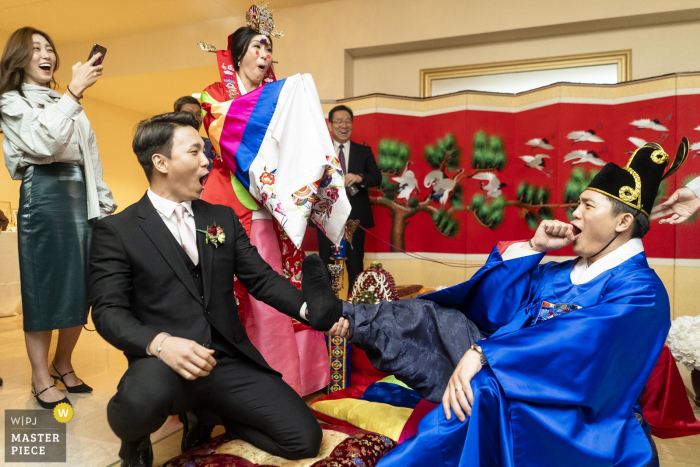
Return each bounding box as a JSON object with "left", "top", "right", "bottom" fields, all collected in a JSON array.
[{"left": 307, "top": 74, "right": 700, "bottom": 259}]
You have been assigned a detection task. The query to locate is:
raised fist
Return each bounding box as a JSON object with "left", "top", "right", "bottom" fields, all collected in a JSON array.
[{"left": 529, "top": 220, "right": 580, "bottom": 253}]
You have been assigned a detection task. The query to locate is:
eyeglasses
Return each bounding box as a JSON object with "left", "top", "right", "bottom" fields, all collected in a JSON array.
[
  {"left": 332, "top": 119, "right": 352, "bottom": 125},
  {"left": 181, "top": 110, "right": 202, "bottom": 121}
]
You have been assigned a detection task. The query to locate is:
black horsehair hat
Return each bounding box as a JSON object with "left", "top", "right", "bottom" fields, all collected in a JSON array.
[{"left": 586, "top": 137, "right": 689, "bottom": 217}]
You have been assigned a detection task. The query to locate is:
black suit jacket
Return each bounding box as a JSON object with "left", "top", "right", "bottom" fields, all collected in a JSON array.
[
  {"left": 345, "top": 141, "right": 381, "bottom": 228},
  {"left": 88, "top": 194, "right": 305, "bottom": 369}
]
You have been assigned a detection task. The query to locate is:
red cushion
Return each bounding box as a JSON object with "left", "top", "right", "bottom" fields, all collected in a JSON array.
[{"left": 350, "top": 345, "right": 390, "bottom": 387}]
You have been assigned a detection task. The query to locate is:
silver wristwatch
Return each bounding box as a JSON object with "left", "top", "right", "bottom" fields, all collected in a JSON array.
[{"left": 471, "top": 343, "right": 488, "bottom": 366}]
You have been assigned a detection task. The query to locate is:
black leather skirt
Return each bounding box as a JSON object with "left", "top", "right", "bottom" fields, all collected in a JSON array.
[{"left": 18, "top": 163, "right": 91, "bottom": 332}]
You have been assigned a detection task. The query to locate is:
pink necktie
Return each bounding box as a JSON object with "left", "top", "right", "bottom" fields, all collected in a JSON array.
[{"left": 174, "top": 204, "right": 199, "bottom": 265}]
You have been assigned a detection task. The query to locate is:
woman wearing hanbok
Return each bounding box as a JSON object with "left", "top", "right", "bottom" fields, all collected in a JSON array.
[{"left": 198, "top": 5, "right": 329, "bottom": 396}]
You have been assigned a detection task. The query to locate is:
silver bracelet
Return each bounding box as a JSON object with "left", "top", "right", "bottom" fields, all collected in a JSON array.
[{"left": 156, "top": 334, "right": 171, "bottom": 361}]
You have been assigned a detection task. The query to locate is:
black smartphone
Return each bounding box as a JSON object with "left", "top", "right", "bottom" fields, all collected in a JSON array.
[{"left": 88, "top": 44, "right": 107, "bottom": 66}]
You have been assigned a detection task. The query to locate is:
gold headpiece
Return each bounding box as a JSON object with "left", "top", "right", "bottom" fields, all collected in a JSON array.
[
  {"left": 246, "top": 2, "right": 284, "bottom": 39},
  {"left": 198, "top": 41, "right": 217, "bottom": 53}
]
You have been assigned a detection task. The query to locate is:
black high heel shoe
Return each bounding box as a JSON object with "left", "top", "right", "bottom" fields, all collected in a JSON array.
[
  {"left": 50, "top": 362, "right": 93, "bottom": 393},
  {"left": 32, "top": 384, "right": 71, "bottom": 410}
]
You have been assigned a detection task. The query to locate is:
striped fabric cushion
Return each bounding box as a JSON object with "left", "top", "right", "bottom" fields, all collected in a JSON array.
[{"left": 310, "top": 376, "right": 438, "bottom": 443}]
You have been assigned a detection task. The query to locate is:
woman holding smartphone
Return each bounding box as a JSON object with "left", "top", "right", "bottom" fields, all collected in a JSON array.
[{"left": 0, "top": 27, "right": 116, "bottom": 409}]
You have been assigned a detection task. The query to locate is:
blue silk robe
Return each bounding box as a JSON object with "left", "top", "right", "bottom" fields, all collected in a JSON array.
[{"left": 378, "top": 244, "right": 670, "bottom": 467}]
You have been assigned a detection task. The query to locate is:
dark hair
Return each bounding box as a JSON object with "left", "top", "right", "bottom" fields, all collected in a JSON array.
[
  {"left": 608, "top": 197, "right": 650, "bottom": 239},
  {"left": 329, "top": 105, "right": 354, "bottom": 123},
  {"left": 0, "top": 27, "right": 59, "bottom": 97},
  {"left": 132, "top": 112, "right": 199, "bottom": 180},
  {"left": 229, "top": 26, "right": 273, "bottom": 72},
  {"left": 173, "top": 96, "right": 201, "bottom": 112}
]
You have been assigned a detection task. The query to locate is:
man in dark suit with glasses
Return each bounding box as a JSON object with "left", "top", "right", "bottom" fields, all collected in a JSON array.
[{"left": 317, "top": 105, "right": 381, "bottom": 295}]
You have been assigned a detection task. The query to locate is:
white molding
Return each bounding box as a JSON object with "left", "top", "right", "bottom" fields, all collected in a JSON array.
[
  {"left": 366, "top": 251, "right": 577, "bottom": 263},
  {"left": 364, "top": 252, "right": 489, "bottom": 262},
  {"left": 676, "top": 88, "right": 700, "bottom": 96},
  {"left": 314, "top": 250, "right": 700, "bottom": 267},
  {"left": 647, "top": 258, "right": 676, "bottom": 266}
]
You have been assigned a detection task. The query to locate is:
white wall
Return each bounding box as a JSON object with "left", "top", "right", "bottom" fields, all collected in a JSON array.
[
  {"left": 353, "top": 20, "right": 700, "bottom": 97},
  {"left": 431, "top": 64, "right": 619, "bottom": 96}
]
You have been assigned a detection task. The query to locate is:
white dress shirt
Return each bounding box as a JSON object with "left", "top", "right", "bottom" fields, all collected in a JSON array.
[
  {"left": 333, "top": 139, "right": 351, "bottom": 174},
  {"left": 501, "top": 238, "right": 645, "bottom": 285},
  {"left": 146, "top": 188, "right": 306, "bottom": 355},
  {"left": 686, "top": 176, "right": 700, "bottom": 200},
  {"left": 147, "top": 189, "right": 308, "bottom": 320},
  {"left": 145, "top": 189, "right": 196, "bottom": 355},
  {"left": 147, "top": 189, "right": 196, "bottom": 246}
]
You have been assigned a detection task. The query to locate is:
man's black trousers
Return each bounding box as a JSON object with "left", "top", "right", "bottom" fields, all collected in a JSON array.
[{"left": 108, "top": 353, "right": 322, "bottom": 460}]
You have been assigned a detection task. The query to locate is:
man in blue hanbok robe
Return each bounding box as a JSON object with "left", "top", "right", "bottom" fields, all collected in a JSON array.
[{"left": 302, "top": 139, "right": 689, "bottom": 467}]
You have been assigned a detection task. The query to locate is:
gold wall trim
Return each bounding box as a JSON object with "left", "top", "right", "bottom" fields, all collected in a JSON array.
[{"left": 419, "top": 50, "right": 632, "bottom": 98}]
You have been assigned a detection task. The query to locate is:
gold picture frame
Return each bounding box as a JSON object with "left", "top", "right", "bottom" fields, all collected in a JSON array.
[{"left": 419, "top": 50, "right": 632, "bottom": 98}]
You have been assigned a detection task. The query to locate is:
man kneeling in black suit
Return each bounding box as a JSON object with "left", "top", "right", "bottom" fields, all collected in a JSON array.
[{"left": 88, "top": 113, "right": 322, "bottom": 467}]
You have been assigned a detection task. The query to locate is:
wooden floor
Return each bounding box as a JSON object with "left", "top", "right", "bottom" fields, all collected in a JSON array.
[{"left": 1, "top": 313, "right": 699, "bottom": 466}]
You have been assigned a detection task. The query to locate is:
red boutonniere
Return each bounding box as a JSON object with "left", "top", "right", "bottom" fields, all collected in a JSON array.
[{"left": 197, "top": 222, "right": 225, "bottom": 248}]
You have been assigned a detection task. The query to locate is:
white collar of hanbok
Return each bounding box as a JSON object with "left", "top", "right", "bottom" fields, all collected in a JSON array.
[
  {"left": 236, "top": 73, "right": 248, "bottom": 95},
  {"left": 570, "top": 237, "right": 644, "bottom": 285}
]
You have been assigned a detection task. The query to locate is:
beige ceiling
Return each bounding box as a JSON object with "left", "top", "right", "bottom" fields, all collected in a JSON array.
[
  {"left": 0, "top": 0, "right": 332, "bottom": 116},
  {"left": 89, "top": 65, "right": 221, "bottom": 116},
  {"left": 0, "top": 0, "right": 330, "bottom": 44}
]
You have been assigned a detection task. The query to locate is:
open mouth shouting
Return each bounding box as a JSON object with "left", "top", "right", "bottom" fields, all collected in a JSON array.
[
  {"left": 571, "top": 223, "right": 582, "bottom": 236},
  {"left": 39, "top": 63, "right": 52, "bottom": 74}
]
